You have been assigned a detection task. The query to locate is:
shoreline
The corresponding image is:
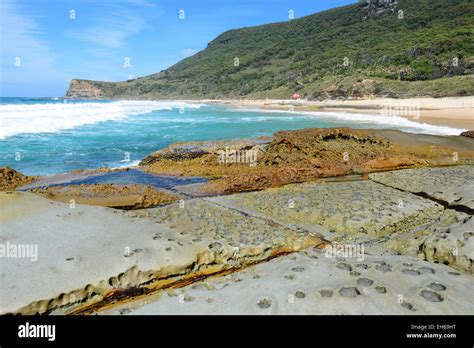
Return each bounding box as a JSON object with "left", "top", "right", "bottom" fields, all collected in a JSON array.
[
  {"left": 2, "top": 96, "right": 472, "bottom": 178},
  {"left": 197, "top": 96, "right": 473, "bottom": 130}
]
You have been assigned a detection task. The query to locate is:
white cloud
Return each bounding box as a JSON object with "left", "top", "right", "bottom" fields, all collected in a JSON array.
[
  {"left": 182, "top": 48, "right": 198, "bottom": 57},
  {"left": 72, "top": 13, "right": 144, "bottom": 49},
  {"left": 0, "top": 0, "right": 66, "bottom": 96},
  {"left": 125, "top": 0, "right": 155, "bottom": 7},
  {"left": 70, "top": 1, "right": 155, "bottom": 49},
  {"left": 0, "top": 0, "right": 53, "bottom": 66}
]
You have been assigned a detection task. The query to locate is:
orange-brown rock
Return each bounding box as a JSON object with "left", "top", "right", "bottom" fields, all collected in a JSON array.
[
  {"left": 0, "top": 166, "right": 35, "bottom": 191},
  {"left": 140, "top": 128, "right": 474, "bottom": 195},
  {"left": 140, "top": 138, "right": 271, "bottom": 167},
  {"left": 30, "top": 183, "right": 179, "bottom": 210}
]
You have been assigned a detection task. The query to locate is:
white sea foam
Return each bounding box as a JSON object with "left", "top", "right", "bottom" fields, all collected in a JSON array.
[
  {"left": 111, "top": 160, "right": 141, "bottom": 169},
  {"left": 235, "top": 108, "right": 466, "bottom": 136},
  {"left": 0, "top": 100, "right": 202, "bottom": 139}
]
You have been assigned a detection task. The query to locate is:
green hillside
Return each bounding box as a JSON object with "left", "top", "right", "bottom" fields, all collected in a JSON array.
[{"left": 66, "top": 0, "right": 474, "bottom": 99}]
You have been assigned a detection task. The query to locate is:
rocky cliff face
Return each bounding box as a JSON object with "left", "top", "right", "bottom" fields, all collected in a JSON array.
[
  {"left": 360, "top": 0, "right": 399, "bottom": 18},
  {"left": 65, "top": 79, "right": 104, "bottom": 99}
]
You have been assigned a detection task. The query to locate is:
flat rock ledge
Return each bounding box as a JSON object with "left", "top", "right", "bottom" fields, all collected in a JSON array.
[
  {"left": 30, "top": 183, "right": 179, "bottom": 210},
  {"left": 0, "top": 192, "right": 323, "bottom": 315},
  {"left": 1, "top": 165, "right": 473, "bottom": 315},
  {"left": 369, "top": 165, "right": 474, "bottom": 213},
  {"left": 103, "top": 250, "right": 474, "bottom": 315},
  {"left": 207, "top": 179, "right": 444, "bottom": 237}
]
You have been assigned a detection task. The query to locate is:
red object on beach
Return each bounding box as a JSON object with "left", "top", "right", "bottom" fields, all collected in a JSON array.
[{"left": 291, "top": 93, "right": 301, "bottom": 100}]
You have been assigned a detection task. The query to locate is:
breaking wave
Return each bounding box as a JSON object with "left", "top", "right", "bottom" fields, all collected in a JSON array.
[{"left": 0, "top": 100, "right": 202, "bottom": 139}]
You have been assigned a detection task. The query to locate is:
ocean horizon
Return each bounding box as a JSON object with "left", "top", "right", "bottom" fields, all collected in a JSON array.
[{"left": 0, "top": 97, "right": 465, "bottom": 176}]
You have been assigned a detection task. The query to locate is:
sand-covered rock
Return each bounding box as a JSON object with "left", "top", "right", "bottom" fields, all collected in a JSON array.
[
  {"left": 421, "top": 215, "right": 473, "bottom": 273},
  {"left": 369, "top": 166, "right": 474, "bottom": 212},
  {"left": 0, "top": 166, "right": 35, "bottom": 191},
  {"left": 30, "top": 183, "right": 179, "bottom": 209},
  {"left": 0, "top": 192, "right": 324, "bottom": 315},
  {"left": 103, "top": 249, "right": 474, "bottom": 315},
  {"left": 208, "top": 180, "right": 443, "bottom": 237}
]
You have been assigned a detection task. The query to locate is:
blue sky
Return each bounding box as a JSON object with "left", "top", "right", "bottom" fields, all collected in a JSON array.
[{"left": 0, "top": 0, "right": 355, "bottom": 97}]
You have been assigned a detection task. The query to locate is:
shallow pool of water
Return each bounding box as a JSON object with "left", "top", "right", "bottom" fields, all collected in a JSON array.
[{"left": 20, "top": 169, "right": 208, "bottom": 191}]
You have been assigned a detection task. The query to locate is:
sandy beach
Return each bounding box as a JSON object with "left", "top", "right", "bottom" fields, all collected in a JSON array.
[{"left": 199, "top": 96, "right": 474, "bottom": 130}]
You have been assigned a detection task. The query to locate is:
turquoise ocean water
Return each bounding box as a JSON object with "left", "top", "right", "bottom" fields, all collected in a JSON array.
[{"left": 0, "top": 97, "right": 464, "bottom": 176}]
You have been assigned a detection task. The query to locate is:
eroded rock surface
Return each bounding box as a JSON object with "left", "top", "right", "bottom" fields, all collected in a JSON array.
[
  {"left": 369, "top": 166, "right": 474, "bottom": 212},
  {"left": 0, "top": 166, "right": 35, "bottom": 191},
  {"left": 208, "top": 180, "right": 443, "bottom": 237},
  {"left": 2, "top": 157, "right": 473, "bottom": 316},
  {"left": 30, "top": 183, "right": 179, "bottom": 210},
  {"left": 140, "top": 128, "right": 474, "bottom": 195},
  {"left": 421, "top": 215, "right": 473, "bottom": 273},
  {"left": 140, "top": 138, "right": 271, "bottom": 166},
  {"left": 0, "top": 192, "right": 324, "bottom": 315},
  {"left": 103, "top": 249, "right": 474, "bottom": 315},
  {"left": 381, "top": 209, "right": 468, "bottom": 258}
]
